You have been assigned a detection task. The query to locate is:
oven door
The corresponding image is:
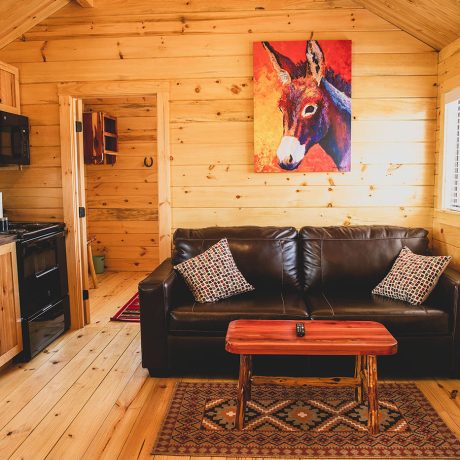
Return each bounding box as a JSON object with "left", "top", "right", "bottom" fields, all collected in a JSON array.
[
  {"left": 17, "top": 231, "right": 68, "bottom": 318},
  {"left": 21, "top": 296, "right": 69, "bottom": 361}
]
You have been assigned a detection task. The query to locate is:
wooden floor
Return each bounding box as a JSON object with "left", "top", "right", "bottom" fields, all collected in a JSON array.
[{"left": 0, "top": 271, "right": 459, "bottom": 459}]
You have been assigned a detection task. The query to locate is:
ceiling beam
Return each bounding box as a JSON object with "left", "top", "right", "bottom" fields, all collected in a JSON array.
[
  {"left": 75, "top": 0, "right": 94, "bottom": 6},
  {"left": 0, "top": 0, "right": 71, "bottom": 51}
]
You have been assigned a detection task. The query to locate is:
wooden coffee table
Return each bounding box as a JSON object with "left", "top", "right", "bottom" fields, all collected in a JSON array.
[{"left": 225, "top": 320, "right": 397, "bottom": 434}]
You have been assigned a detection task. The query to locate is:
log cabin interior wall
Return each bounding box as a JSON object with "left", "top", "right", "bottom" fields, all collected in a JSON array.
[
  {"left": 83, "top": 96, "right": 159, "bottom": 271},
  {"left": 432, "top": 37, "right": 460, "bottom": 268},
  {"left": 0, "top": 1, "right": 438, "bottom": 252}
]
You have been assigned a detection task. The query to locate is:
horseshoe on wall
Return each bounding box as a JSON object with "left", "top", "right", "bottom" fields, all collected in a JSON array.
[{"left": 143, "top": 156, "right": 154, "bottom": 168}]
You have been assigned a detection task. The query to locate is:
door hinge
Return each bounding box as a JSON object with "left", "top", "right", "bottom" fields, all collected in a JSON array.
[
  {"left": 78, "top": 206, "right": 86, "bottom": 218},
  {"left": 75, "top": 120, "right": 83, "bottom": 132},
  {"left": 83, "top": 289, "right": 89, "bottom": 301}
]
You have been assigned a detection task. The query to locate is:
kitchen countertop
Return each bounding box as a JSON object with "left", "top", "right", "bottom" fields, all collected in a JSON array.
[{"left": 0, "top": 234, "right": 16, "bottom": 246}]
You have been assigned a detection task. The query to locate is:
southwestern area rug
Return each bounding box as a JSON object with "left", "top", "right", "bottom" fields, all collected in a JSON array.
[
  {"left": 110, "top": 293, "right": 140, "bottom": 322},
  {"left": 153, "top": 382, "right": 460, "bottom": 458}
]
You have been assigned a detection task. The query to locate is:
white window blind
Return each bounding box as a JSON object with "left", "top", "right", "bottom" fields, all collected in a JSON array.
[{"left": 443, "top": 87, "right": 460, "bottom": 212}]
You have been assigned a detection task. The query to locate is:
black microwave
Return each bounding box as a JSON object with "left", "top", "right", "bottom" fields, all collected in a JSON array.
[{"left": 0, "top": 111, "right": 30, "bottom": 166}]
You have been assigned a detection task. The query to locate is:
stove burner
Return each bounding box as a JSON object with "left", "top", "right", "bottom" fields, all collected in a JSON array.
[{"left": 7, "top": 222, "right": 65, "bottom": 241}]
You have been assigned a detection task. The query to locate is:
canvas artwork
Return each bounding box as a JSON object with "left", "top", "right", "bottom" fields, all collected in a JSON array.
[{"left": 254, "top": 40, "right": 352, "bottom": 173}]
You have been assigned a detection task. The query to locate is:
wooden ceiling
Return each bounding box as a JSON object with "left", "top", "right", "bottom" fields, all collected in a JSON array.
[
  {"left": 0, "top": 0, "right": 459, "bottom": 51},
  {"left": 354, "top": 0, "right": 460, "bottom": 50},
  {"left": 0, "top": 0, "right": 94, "bottom": 50}
]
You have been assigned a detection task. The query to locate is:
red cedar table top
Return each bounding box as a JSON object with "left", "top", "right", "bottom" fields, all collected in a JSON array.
[{"left": 225, "top": 320, "right": 397, "bottom": 356}]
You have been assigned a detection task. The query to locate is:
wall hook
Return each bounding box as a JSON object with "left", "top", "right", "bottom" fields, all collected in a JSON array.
[{"left": 144, "top": 156, "right": 154, "bottom": 168}]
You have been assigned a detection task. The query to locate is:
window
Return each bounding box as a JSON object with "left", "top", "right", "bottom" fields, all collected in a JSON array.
[{"left": 443, "top": 88, "right": 460, "bottom": 211}]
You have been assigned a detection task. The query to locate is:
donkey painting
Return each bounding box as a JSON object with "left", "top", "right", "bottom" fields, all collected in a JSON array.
[{"left": 254, "top": 40, "right": 351, "bottom": 172}]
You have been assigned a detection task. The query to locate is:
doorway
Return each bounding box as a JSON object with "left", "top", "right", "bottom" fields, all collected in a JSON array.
[
  {"left": 83, "top": 96, "right": 160, "bottom": 322},
  {"left": 58, "top": 81, "right": 171, "bottom": 329}
]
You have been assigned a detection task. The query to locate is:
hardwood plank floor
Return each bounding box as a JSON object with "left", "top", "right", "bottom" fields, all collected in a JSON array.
[{"left": 0, "top": 271, "right": 458, "bottom": 459}]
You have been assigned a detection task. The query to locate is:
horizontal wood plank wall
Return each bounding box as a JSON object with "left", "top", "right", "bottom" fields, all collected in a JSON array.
[
  {"left": 432, "top": 37, "right": 460, "bottom": 268},
  {"left": 0, "top": 0, "right": 437, "bottom": 241},
  {"left": 84, "top": 96, "right": 159, "bottom": 271}
]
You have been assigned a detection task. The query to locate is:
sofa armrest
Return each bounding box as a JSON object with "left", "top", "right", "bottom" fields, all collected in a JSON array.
[
  {"left": 427, "top": 267, "right": 460, "bottom": 315},
  {"left": 139, "top": 258, "right": 177, "bottom": 308},
  {"left": 427, "top": 267, "right": 460, "bottom": 376},
  {"left": 138, "top": 258, "right": 188, "bottom": 375}
]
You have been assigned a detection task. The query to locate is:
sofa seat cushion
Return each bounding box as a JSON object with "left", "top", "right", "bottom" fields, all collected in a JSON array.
[
  {"left": 169, "top": 290, "right": 308, "bottom": 334},
  {"left": 305, "top": 291, "right": 449, "bottom": 336}
]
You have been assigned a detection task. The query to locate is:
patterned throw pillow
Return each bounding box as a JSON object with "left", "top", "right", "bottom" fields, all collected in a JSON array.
[
  {"left": 372, "top": 246, "right": 451, "bottom": 305},
  {"left": 174, "top": 238, "right": 254, "bottom": 303}
]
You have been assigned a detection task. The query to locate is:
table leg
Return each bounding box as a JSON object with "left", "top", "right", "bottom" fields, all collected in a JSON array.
[
  {"left": 354, "top": 355, "right": 364, "bottom": 404},
  {"left": 367, "top": 355, "right": 379, "bottom": 434},
  {"left": 235, "top": 354, "right": 251, "bottom": 430},
  {"left": 246, "top": 355, "right": 253, "bottom": 400}
]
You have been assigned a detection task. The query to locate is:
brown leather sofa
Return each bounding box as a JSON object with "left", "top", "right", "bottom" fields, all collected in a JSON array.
[{"left": 139, "top": 226, "right": 460, "bottom": 378}]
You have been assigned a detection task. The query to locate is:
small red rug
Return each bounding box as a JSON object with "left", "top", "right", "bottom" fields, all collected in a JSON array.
[{"left": 111, "top": 293, "right": 140, "bottom": 322}]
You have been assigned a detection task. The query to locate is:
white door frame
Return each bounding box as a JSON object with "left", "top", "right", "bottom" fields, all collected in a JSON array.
[{"left": 58, "top": 80, "right": 171, "bottom": 329}]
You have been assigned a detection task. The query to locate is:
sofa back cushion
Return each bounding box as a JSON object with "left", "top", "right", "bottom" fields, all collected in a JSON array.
[
  {"left": 300, "top": 226, "right": 429, "bottom": 292},
  {"left": 173, "top": 226, "right": 300, "bottom": 291}
]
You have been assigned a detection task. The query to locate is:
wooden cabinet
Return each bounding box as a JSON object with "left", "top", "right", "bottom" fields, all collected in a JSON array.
[
  {"left": 0, "top": 241, "right": 22, "bottom": 367},
  {"left": 0, "top": 61, "right": 20, "bottom": 114},
  {"left": 83, "top": 111, "right": 118, "bottom": 165}
]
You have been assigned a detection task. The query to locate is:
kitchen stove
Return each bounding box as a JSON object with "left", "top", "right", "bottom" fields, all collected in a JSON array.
[{"left": 6, "top": 221, "right": 70, "bottom": 361}]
